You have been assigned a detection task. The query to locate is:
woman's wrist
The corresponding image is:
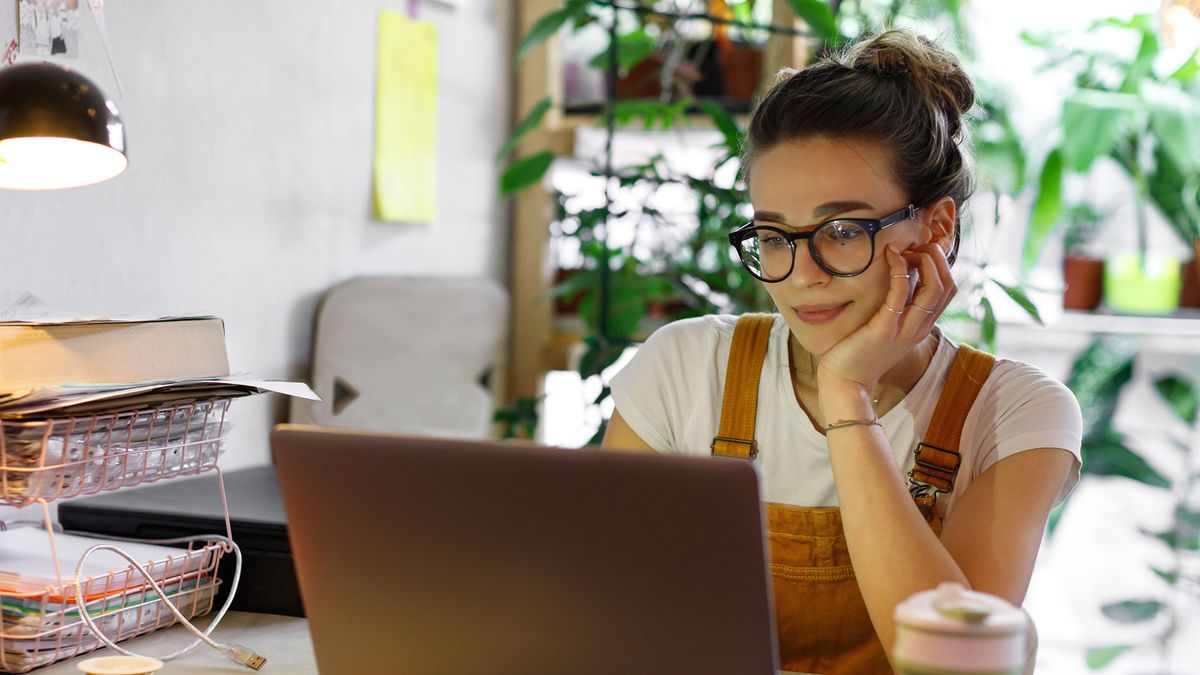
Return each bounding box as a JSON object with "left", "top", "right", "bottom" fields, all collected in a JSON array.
[{"left": 817, "top": 378, "right": 875, "bottom": 419}]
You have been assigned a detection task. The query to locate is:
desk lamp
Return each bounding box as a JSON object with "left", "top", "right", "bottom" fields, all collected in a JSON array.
[{"left": 0, "top": 62, "right": 126, "bottom": 190}]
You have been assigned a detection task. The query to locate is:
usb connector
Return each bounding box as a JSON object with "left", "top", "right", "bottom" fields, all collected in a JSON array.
[{"left": 221, "top": 643, "right": 267, "bottom": 671}]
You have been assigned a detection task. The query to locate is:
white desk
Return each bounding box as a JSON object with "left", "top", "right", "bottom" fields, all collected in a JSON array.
[
  {"left": 35, "top": 611, "right": 811, "bottom": 674},
  {"left": 36, "top": 612, "right": 317, "bottom": 674}
]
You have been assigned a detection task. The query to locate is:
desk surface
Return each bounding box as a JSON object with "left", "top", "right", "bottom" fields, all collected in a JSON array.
[
  {"left": 36, "top": 611, "right": 809, "bottom": 674},
  {"left": 37, "top": 612, "right": 317, "bottom": 674}
]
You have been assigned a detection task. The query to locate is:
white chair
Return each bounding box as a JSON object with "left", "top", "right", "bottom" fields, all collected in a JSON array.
[{"left": 289, "top": 276, "right": 508, "bottom": 439}]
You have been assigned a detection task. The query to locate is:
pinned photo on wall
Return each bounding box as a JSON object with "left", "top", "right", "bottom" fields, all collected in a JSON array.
[
  {"left": 0, "top": 0, "right": 17, "bottom": 64},
  {"left": 18, "top": 0, "right": 79, "bottom": 58}
]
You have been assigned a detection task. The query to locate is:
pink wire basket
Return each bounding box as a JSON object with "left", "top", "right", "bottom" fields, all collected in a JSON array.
[
  {"left": 0, "top": 399, "right": 230, "bottom": 507},
  {"left": 0, "top": 535, "right": 225, "bottom": 673}
]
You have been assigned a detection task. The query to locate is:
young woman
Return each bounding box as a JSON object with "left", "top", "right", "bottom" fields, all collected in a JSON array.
[{"left": 602, "top": 30, "right": 1082, "bottom": 674}]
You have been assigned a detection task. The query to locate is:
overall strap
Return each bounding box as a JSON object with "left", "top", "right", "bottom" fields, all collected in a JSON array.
[
  {"left": 711, "top": 313, "right": 775, "bottom": 460},
  {"left": 910, "top": 343, "right": 996, "bottom": 524}
]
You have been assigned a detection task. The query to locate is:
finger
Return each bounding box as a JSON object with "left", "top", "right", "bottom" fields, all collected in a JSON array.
[
  {"left": 898, "top": 249, "right": 945, "bottom": 335},
  {"left": 914, "top": 243, "right": 957, "bottom": 314},
  {"left": 882, "top": 246, "right": 914, "bottom": 322},
  {"left": 901, "top": 247, "right": 948, "bottom": 311}
]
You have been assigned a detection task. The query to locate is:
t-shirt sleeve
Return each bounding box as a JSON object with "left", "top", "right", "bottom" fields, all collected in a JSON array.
[
  {"left": 971, "top": 361, "right": 1083, "bottom": 506},
  {"left": 609, "top": 318, "right": 714, "bottom": 453}
]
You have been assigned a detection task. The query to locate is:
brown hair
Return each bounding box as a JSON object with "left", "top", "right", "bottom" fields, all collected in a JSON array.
[{"left": 742, "top": 30, "right": 976, "bottom": 265}]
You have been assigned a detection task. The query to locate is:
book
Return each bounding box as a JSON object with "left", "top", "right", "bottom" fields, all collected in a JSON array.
[{"left": 0, "top": 317, "right": 229, "bottom": 394}]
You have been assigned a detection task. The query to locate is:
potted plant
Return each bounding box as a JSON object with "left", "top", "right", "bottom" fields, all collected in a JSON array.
[
  {"left": 1061, "top": 202, "right": 1106, "bottom": 311},
  {"left": 1023, "top": 13, "right": 1200, "bottom": 316}
]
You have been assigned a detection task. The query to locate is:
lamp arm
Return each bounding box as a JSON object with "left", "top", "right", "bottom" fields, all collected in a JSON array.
[{"left": 86, "top": 0, "right": 123, "bottom": 95}]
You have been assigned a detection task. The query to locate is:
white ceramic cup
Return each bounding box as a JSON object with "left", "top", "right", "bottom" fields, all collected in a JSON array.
[{"left": 893, "top": 582, "right": 1030, "bottom": 675}]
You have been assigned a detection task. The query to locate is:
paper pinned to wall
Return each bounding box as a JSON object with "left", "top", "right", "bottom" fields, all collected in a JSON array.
[{"left": 373, "top": 9, "right": 438, "bottom": 223}]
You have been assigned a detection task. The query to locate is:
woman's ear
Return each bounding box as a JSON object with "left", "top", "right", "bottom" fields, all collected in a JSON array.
[{"left": 923, "top": 197, "right": 956, "bottom": 250}]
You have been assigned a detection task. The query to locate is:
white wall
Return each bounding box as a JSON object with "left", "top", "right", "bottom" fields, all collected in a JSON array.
[{"left": 1, "top": 0, "right": 513, "bottom": 469}]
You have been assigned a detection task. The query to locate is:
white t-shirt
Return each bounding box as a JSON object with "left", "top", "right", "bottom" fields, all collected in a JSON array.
[{"left": 610, "top": 314, "right": 1083, "bottom": 517}]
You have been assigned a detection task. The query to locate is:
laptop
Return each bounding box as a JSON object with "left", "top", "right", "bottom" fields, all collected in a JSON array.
[{"left": 270, "top": 424, "right": 779, "bottom": 675}]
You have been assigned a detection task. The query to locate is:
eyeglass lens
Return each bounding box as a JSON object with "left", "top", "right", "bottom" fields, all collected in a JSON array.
[{"left": 738, "top": 220, "right": 874, "bottom": 279}]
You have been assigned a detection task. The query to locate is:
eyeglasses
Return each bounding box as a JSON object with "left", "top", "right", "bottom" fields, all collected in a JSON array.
[{"left": 728, "top": 205, "right": 918, "bottom": 281}]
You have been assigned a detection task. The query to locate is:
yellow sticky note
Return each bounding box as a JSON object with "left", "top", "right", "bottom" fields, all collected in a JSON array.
[{"left": 374, "top": 10, "right": 437, "bottom": 222}]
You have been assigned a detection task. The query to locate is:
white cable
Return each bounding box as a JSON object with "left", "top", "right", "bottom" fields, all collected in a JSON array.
[{"left": 71, "top": 534, "right": 265, "bottom": 669}]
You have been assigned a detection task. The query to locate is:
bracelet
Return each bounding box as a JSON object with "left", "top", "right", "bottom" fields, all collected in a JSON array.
[{"left": 825, "top": 417, "right": 882, "bottom": 432}]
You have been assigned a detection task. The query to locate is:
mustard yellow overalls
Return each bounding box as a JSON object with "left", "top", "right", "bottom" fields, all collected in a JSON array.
[{"left": 712, "top": 314, "right": 994, "bottom": 674}]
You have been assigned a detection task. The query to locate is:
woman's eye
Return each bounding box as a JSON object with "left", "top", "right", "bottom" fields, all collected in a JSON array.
[
  {"left": 826, "top": 224, "right": 864, "bottom": 241},
  {"left": 758, "top": 234, "right": 788, "bottom": 248}
]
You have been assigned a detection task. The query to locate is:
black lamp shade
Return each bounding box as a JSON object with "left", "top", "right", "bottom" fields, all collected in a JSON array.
[{"left": 0, "top": 62, "right": 127, "bottom": 190}]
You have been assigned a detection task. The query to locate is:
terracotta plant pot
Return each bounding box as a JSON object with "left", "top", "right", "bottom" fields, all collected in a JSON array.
[
  {"left": 717, "top": 41, "right": 763, "bottom": 102},
  {"left": 1179, "top": 242, "right": 1200, "bottom": 309},
  {"left": 1062, "top": 256, "right": 1105, "bottom": 311},
  {"left": 553, "top": 268, "right": 586, "bottom": 315}
]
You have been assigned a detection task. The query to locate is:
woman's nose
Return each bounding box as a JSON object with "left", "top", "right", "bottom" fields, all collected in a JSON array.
[{"left": 786, "top": 243, "right": 831, "bottom": 287}]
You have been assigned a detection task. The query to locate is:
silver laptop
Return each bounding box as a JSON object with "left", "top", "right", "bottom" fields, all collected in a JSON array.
[{"left": 271, "top": 424, "right": 778, "bottom": 675}]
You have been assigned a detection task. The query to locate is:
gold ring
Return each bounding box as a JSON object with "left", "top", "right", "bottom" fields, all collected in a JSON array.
[
  {"left": 884, "top": 305, "right": 904, "bottom": 315},
  {"left": 911, "top": 304, "right": 936, "bottom": 314},
  {"left": 891, "top": 274, "right": 910, "bottom": 279}
]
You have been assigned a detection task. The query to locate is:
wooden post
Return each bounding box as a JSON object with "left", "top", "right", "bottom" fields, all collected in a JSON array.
[
  {"left": 762, "top": 0, "right": 806, "bottom": 96},
  {"left": 507, "top": 0, "right": 564, "bottom": 417}
]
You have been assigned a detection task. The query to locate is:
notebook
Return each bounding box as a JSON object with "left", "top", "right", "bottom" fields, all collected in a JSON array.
[{"left": 271, "top": 424, "right": 779, "bottom": 675}]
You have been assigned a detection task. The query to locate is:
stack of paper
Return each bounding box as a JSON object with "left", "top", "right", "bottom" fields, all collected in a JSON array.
[
  {"left": 0, "top": 298, "right": 320, "bottom": 671},
  {"left": 0, "top": 528, "right": 224, "bottom": 672}
]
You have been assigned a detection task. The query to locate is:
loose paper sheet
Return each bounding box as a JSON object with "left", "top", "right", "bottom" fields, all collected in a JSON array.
[{"left": 373, "top": 9, "right": 438, "bottom": 222}]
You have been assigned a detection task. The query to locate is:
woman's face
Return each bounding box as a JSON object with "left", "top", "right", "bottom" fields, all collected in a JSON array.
[{"left": 746, "top": 136, "right": 934, "bottom": 356}]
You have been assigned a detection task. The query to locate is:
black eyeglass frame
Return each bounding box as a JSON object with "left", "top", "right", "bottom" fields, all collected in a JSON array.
[{"left": 727, "top": 204, "right": 919, "bottom": 281}]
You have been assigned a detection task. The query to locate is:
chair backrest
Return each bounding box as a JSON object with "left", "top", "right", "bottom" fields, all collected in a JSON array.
[{"left": 289, "top": 276, "right": 508, "bottom": 439}]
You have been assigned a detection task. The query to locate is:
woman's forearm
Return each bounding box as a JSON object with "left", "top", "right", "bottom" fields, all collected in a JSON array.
[{"left": 820, "top": 382, "right": 968, "bottom": 663}]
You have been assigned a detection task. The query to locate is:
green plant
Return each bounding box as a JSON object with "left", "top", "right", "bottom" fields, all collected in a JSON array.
[
  {"left": 1062, "top": 202, "right": 1105, "bottom": 258},
  {"left": 1050, "top": 337, "right": 1200, "bottom": 670},
  {"left": 499, "top": 0, "right": 1039, "bottom": 440},
  {"left": 1023, "top": 14, "right": 1200, "bottom": 275}
]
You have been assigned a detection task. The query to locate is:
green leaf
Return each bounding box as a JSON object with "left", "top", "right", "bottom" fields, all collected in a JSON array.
[
  {"left": 1149, "top": 97, "right": 1200, "bottom": 176},
  {"left": 1168, "top": 48, "right": 1199, "bottom": 84},
  {"left": 1060, "top": 90, "right": 1139, "bottom": 173},
  {"left": 587, "top": 27, "right": 656, "bottom": 76},
  {"left": 1066, "top": 338, "right": 1136, "bottom": 441},
  {"left": 1153, "top": 506, "right": 1200, "bottom": 551},
  {"left": 699, "top": 100, "right": 742, "bottom": 155},
  {"left": 496, "top": 97, "right": 552, "bottom": 163},
  {"left": 1085, "top": 645, "right": 1131, "bottom": 669},
  {"left": 515, "top": 1, "right": 590, "bottom": 61},
  {"left": 1120, "top": 25, "right": 1159, "bottom": 93},
  {"left": 979, "top": 297, "right": 996, "bottom": 352},
  {"left": 544, "top": 267, "right": 594, "bottom": 302},
  {"left": 991, "top": 280, "right": 1044, "bottom": 325},
  {"left": 500, "top": 151, "right": 555, "bottom": 195},
  {"left": 1151, "top": 567, "right": 1179, "bottom": 584},
  {"left": 1083, "top": 429, "right": 1170, "bottom": 488},
  {"left": 578, "top": 336, "right": 628, "bottom": 378},
  {"left": 493, "top": 396, "right": 542, "bottom": 439},
  {"left": 1024, "top": 148, "right": 1064, "bottom": 274},
  {"left": 1101, "top": 599, "right": 1164, "bottom": 624},
  {"left": 1153, "top": 375, "right": 1199, "bottom": 425},
  {"left": 785, "top": 0, "right": 840, "bottom": 45}
]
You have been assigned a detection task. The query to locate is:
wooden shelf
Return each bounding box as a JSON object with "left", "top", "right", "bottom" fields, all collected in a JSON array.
[{"left": 506, "top": 0, "right": 808, "bottom": 405}]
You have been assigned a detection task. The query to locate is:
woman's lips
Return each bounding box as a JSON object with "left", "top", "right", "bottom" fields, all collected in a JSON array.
[{"left": 792, "top": 303, "right": 849, "bottom": 325}]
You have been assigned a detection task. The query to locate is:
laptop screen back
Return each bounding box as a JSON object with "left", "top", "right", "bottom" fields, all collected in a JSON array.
[{"left": 271, "top": 424, "right": 777, "bottom": 675}]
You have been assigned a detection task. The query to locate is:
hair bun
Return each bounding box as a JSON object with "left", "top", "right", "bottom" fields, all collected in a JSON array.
[{"left": 846, "top": 30, "right": 975, "bottom": 134}]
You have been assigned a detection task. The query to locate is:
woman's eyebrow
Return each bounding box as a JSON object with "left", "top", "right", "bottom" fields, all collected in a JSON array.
[
  {"left": 813, "top": 200, "right": 874, "bottom": 219},
  {"left": 752, "top": 210, "right": 788, "bottom": 222},
  {"left": 754, "top": 201, "right": 877, "bottom": 224}
]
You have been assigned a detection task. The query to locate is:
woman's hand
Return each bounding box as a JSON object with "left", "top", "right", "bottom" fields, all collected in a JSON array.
[{"left": 815, "top": 242, "right": 957, "bottom": 396}]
